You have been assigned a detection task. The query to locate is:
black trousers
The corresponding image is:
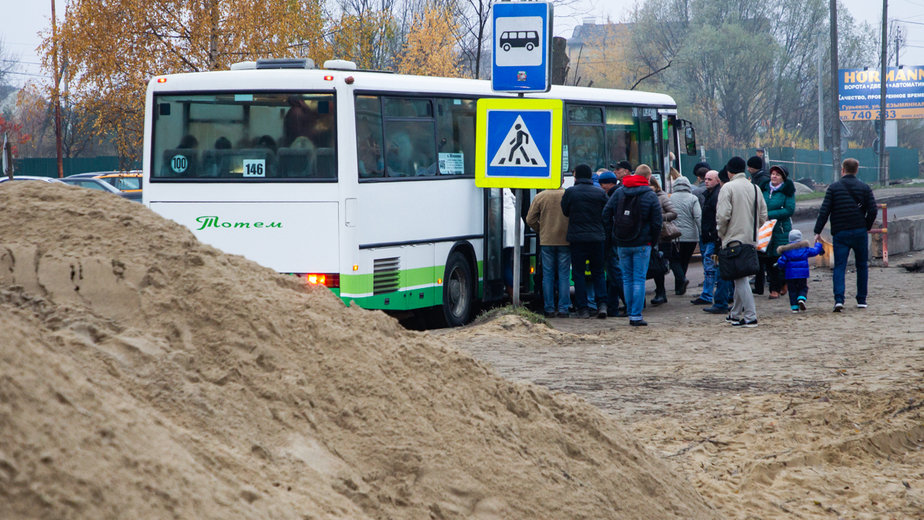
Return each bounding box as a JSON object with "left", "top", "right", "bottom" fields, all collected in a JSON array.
[{"left": 755, "top": 254, "right": 784, "bottom": 294}]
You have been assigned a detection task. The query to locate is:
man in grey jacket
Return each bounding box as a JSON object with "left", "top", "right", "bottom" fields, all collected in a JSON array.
[{"left": 716, "top": 156, "right": 768, "bottom": 327}]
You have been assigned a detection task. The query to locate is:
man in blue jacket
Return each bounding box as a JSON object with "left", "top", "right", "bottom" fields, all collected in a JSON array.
[
  {"left": 602, "top": 164, "right": 662, "bottom": 326},
  {"left": 561, "top": 164, "right": 608, "bottom": 318},
  {"left": 813, "top": 158, "right": 878, "bottom": 312}
]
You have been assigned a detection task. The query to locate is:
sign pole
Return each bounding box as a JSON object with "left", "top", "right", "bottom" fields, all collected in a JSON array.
[{"left": 512, "top": 189, "right": 522, "bottom": 307}]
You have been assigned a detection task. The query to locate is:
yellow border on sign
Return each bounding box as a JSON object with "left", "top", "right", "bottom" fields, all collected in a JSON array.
[{"left": 475, "top": 98, "right": 563, "bottom": 189}]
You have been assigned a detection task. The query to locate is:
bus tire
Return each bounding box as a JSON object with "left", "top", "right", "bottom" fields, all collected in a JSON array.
[
  {"left": 440, "top": 251, "right": 474, "bottom": 327},
  {"left": 526, "top": 43, "right": 534, "bottom": 51}
]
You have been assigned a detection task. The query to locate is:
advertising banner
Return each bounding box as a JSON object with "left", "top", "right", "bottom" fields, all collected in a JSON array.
[{"left": 839, "top": 66, "right": 924, "bottom": 121}]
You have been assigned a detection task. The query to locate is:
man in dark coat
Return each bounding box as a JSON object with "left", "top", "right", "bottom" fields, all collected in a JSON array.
[
  {"left": 691, "top": 169, "right": 721, "bottom": 305},
  {"left": 561, "top": 164, "right": 608, "bottom": 318},
  {"left": 747, "top": 155, "right": 769, "bottom": 186},
  {"left": 813, "top": 158, "right": 878, "bottom": 311}
]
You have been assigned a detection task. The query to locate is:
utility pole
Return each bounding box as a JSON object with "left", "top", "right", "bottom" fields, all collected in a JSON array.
[
  {"left": 829, "top": 0, "right": 840, "bottom": 183},
  {"left": 51, "top": 0, "right": 64, "bottom": 178},
  {"left": 879, "top": 0, "right": 889, "bottom": 186},
  {"left": 817, "top": 32, "right": 824, "bottom": 152}
]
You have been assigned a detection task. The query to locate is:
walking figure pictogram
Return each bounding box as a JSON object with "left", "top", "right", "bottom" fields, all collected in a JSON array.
[{"left": 501, "top": 123, "right": 538, "bottom": 165}]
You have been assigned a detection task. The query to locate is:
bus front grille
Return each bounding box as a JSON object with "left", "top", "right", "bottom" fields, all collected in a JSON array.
[{"left": 373, "top": 257, "right": 400, "bottom": 295}]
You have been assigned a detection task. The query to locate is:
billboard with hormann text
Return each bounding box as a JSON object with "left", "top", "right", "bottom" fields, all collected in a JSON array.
[{"left": 839, "top": 66, "right": 924, "bottom": 121}]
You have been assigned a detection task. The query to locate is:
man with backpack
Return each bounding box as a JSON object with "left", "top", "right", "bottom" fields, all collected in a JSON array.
[
  {"left": 602, "top": 164, "right": 662, "bottom": 326},
  {"left": 813, "top": 158, "right": 877, "bottom": 311}
]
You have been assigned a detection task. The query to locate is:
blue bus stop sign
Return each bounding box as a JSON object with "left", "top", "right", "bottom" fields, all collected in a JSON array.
[{"left": 491, "top": 2, "right": 553, "bottom": 93}]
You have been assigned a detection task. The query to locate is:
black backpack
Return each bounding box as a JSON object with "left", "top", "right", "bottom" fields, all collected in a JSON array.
[{"left": 613, "top": 192, "right": 643, "bottom": 242}]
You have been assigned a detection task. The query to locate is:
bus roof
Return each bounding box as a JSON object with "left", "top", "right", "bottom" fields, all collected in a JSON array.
[{"left": 147, "top": 66, "right": 677, "bottom": 109}]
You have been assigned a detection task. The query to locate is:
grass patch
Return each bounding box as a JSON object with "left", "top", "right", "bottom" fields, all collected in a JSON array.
[
  {"left": 795, "top": 191, "right": 826, "bottom": 202},
  {"left": 474, "top": 304, "right": 550, "bottom": 326}
]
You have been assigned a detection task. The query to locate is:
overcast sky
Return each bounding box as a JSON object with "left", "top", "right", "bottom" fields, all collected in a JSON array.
[{"left": 3, "top": 0, "right": 923, "bottom": 87}]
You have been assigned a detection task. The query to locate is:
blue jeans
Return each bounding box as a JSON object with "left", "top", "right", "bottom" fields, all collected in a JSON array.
[
  {"left": 605, "top": 244, "right": 623, "bottom": 308},
  {"left": 571, "top": 241, "right": 606, "bottom": 310},
  {"left": 618, "top": 245, "right": 651, "bottom": 321},
  {"left": 540, "top": 246, "right": 572, "bottom": 313},
  {"left": 832, "top": 227, "right": 869, "bottom": 304},
  {"left": 712, "top": 278, "right": 735, "bottom": 311},
  {"left": 698, "top": 240, "right": 717, "bottom": 302}
]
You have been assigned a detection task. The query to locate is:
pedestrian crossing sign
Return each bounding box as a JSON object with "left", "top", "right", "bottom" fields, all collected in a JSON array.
[{"left": 475, "top": 97, "right": 563, "bottom": 189}]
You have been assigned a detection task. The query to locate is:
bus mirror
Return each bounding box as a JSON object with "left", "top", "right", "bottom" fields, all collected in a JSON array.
[{"left": 682, "top": 120, "right": 697, "bottom": 156}]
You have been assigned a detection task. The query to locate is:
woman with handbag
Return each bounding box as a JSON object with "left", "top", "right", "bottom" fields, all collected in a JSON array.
[
  {"left": 648, "top": 175, "right": 679, "bottom": 305},
  {"left": 758, "top": 166, "right": 795, "bottom": 299}
]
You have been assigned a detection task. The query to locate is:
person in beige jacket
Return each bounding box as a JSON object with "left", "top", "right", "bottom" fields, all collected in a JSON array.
[
  {"left": 716, "top": 156, "right": 768, "bottom": 327},
  {"left": 526, "top": 184, "right": 571, "bottom": 317}
]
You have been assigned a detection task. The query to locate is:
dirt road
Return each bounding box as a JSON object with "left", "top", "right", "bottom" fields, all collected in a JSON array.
[{"left": 439, "top": 251, "right": 924, "bottom": 519}]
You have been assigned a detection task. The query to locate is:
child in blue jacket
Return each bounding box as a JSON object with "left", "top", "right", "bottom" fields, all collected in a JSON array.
[{"left": 776, "top": 229, "right": 825, "bottom": 312}]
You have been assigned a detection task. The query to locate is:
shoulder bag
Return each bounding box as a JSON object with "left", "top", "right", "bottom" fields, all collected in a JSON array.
[{"left": 717, "top": 185, "right": 761, "bottom": 280}]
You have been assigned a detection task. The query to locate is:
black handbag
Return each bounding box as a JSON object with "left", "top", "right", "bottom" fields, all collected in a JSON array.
[
  {"left": 717, "top": 185, "right": 761, "bottom": 280},
  {"left": 646, "top": 246, "right": 670, "bottom": 279},
  {"left": 717, "top": 240, "right": 759, "bottom": 280}
]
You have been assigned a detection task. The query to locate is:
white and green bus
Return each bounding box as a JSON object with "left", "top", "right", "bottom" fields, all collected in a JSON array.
[{"left": 143, "top": 58, "right": 695, "bottom": 326}]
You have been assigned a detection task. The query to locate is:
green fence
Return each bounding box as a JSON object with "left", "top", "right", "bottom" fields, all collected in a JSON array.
[
  {"left": 12, "top": 156, "right": 140, "bottom": 178},
  {"left": 680, "top": 147, "right": 919, "bottom": 186}
]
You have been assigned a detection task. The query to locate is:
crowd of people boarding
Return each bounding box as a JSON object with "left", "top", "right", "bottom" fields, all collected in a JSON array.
[{"left": 525, "top": 154, "right": 878, "bottom": 328}]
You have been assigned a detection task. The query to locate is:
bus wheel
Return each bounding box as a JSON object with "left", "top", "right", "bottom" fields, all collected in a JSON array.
[{"left": 441, "top": 252, "right": 474, "bottom": 327}]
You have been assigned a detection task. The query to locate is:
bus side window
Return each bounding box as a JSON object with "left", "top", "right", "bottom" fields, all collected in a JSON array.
[
  {"left": 356, "top": 95, "right": 385, "bottom": 178},
  {"left": 436, "top": 98, "right": 475, "bottom": 175},
  {"left": 382, "top": 97, "right": 436, "bottom": 178}
]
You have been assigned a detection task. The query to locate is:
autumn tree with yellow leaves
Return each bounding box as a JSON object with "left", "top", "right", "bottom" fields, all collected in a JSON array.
[
  {"left": 40, "top": 0, "right": 327, "bottom": 165},
  {"left": 396, "top": 3, "right": 462, "bottom": 78}
]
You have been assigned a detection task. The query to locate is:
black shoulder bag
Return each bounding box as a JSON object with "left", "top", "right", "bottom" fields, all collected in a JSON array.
[{"left": 717, "top": 185, "right": 761, "bottom": 281}]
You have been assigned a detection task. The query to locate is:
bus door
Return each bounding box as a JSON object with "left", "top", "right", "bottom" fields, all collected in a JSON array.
[{"left": 483, "top": 188, "right": 506, "bottom": 302}]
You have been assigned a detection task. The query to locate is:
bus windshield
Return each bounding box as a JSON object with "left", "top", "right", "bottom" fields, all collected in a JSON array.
[{"left": 151, "top": 92, "right": 336, "bottom": 180}]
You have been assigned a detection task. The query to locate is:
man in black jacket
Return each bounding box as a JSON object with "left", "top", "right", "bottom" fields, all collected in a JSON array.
[
  {"left": 813, "top": 158, "right": 878, "bottom": 312},
  {"left": 561, "top": 164, "right": 608, "bottom": 318},
  {"left": 691, "top": 169, "right": 721, "bottom": 305}
]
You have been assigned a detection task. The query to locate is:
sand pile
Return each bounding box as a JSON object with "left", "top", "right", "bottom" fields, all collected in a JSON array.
[{"left": 0, "top": 182, "right": 717, "bottom": 519}]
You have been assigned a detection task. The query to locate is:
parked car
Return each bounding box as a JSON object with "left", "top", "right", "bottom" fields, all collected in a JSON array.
[
  {"left": 0, "top": 175, "right": 64, "bottom": 183},
  {"left": 67, "top": 170, "right": 142, "bottom": 195},
  {"left": 60, "top": 176, "right": 141, "bottom": 201}
]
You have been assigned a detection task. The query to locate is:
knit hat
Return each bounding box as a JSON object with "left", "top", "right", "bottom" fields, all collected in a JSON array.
[
  {"left": 613, "top": 160, "right": 632, "bottom": 172},
  {"left": 747, "top": 156, "right": 763, "bottom": 170},
  {"left": 789, "top": 229, "right": 803, "bottom": 242},
  {"left": 598, "top": 170, "right": 617, "bottom": 183},
  {"left": 726, "top": 156, "right": 746, "bottom": 174},
  {"left": 574, "top": 164, "right": 592, "bottom": 179},
  {"left": 769, "top": 165, "right": 789, "bottom": 180}
]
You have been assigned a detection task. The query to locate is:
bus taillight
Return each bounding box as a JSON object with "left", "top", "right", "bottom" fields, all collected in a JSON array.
[{"left": 301, "top": 273, "right": 339, "bottom": 289}]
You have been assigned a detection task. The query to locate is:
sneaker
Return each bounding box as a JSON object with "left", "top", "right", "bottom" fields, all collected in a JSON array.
[
  {"left": 731, "top": 318, "right": 758, "bottom": 328},
  {"left": 556, "top": 311, "right": 570, "bottom": 318},
  {"left": 597, "top": 303, "right": 608, "bottom": 319},
  {"left": 703, "top": 306, "right": 729, "bottom": 314},
  {"left": 857, "top": 302, "right": 868, "bottom": 309},
  {"left": 690, "top": 297, "right": 712, "bottom": 305},
  {"left": 791, "top": 307, "right": 799, "bottom": 313},
  {"left": 612, "top": 307, "right": 628, "bottom": 318},
  {"left": 724, "top": 314, "right": 739, "bottom": 323},
  {"left": 577, "top": 308, "right": 591, "bottom": 319},
  {"left": 629, "top": 319, "right": 648, "bottom": 326},
  {"left": 798, "top": 299, "right": 806, "bottom": 311},
  {"left": 544, "top": 311, "right": 556, "bottom": 318},
  {"left": 833, "top": 302, "right": 844, "bottom": 313}
]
